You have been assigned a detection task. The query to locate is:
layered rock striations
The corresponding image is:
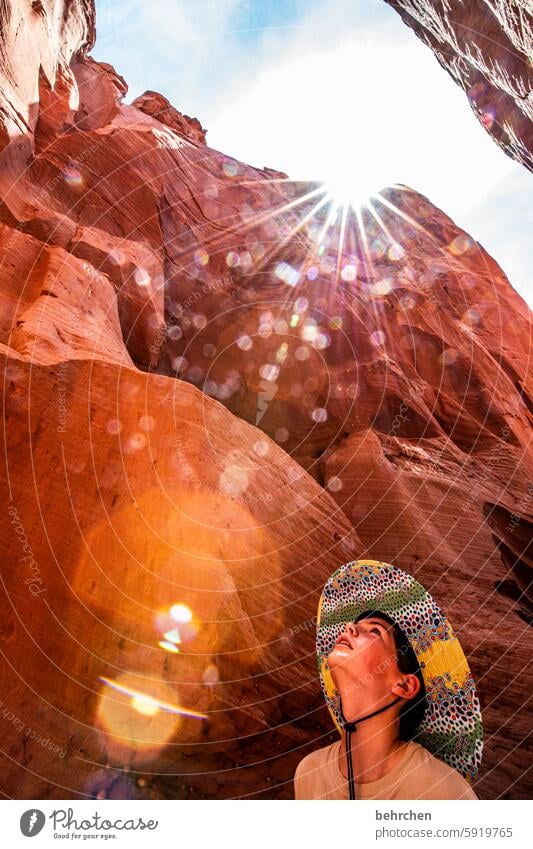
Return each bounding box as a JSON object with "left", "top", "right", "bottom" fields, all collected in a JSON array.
[
  {"left": 385, "top": 0, "right": 533, "bottom": 170},
  {"left": 0, "top": 0, "right": 531, "bottom": 800}
]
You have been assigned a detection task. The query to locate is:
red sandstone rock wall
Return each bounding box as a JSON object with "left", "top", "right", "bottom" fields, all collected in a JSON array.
[
  {"left": 0, "top": 0, "right": 531, "bottom": 800},
  {"left": 384, "top": 0, "right": 532, "bottom": 170}
]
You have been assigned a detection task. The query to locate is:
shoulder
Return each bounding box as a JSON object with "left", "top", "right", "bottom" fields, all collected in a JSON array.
[
  {"left": 294, "top": 742, "right": 338, "bottom": 800},
  {"left": 295, "top": 742, "right": 335, "bottom": 778},
  {"left": 407, "top": 742, "right": 479, "bottom": 800}
]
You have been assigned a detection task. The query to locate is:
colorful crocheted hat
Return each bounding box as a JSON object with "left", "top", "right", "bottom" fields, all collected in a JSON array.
[{"left": 316, "top": 559, "right": 483, "bottom": 782}]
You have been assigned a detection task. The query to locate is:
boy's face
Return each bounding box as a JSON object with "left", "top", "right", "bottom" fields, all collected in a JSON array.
[{"left": 327, "top": 614, "right": 401, "bottom": 691}]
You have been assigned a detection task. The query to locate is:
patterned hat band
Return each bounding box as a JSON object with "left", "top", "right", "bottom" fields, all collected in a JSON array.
[{"left": 316, "top": 559, "right": 483, "bottom": 782}]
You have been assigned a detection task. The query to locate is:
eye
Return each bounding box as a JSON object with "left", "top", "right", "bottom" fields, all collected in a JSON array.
[{"left": 370, "top": 627, "right": 381, "bottom": 635}]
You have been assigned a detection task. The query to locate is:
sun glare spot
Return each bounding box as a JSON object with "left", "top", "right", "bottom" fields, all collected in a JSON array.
[
  {"left": 170, "top": 603, "right": 193, "bottom": 623},
  {"left": 321, "top": 174, "right": 377, "bottom": 211},
  {"left": 131, "top": 695, "right": 159, "bottom": 716},
  {"left": 159, "top": 639, "right": 180, "bottom": 654}
]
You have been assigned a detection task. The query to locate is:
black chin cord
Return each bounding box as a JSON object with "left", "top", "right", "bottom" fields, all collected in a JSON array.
[{"left": 342, "top": 696, "right": 404, "bottom": 800}]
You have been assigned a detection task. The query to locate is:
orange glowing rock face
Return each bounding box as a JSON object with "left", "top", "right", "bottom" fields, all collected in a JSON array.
[{"left": 0, "top": 0, "right": 531, "bottom": 803}]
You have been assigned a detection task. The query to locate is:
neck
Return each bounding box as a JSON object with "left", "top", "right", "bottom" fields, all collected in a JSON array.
[{"left": 339, "top": 697, "right": 407, "bottom": 784}]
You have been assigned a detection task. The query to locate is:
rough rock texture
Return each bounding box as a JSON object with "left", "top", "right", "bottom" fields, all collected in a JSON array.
[
  {"left": 131, "top": 91, "right": 207, "bottom": 144},
  {"left": 384, "top": 0, "right": 533, "bottom": 170},
  {"left": 0, "top": 0, "right": 95, "bottom": 150},
  {"left": 0, "top": 0, "right": 532, "bottom": 800}
]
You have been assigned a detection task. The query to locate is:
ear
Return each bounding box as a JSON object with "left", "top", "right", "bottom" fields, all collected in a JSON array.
[{"left": 391, "top": 672, "right": 421, "bottom": 702}]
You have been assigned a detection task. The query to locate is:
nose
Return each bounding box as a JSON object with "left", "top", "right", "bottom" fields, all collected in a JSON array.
[{"left": 345, "top": 621, "right": 358, "bottom": 637}]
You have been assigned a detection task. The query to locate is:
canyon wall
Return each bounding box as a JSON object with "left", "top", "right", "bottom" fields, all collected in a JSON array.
[{"left": 385, "top": 0, "right": 532, "bottom": 170}]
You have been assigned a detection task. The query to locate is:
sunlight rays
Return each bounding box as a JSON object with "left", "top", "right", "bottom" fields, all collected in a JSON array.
[{"left": 159, "top": 136, "right": 443, "bottom": 360}]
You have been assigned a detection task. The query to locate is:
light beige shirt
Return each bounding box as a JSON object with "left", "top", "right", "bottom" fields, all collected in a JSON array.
[{"left": 294, "top": 739, "right": 479, "bottom": 800}]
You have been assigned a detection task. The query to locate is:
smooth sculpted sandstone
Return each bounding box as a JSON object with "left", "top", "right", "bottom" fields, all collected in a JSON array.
[
  {"left": 1, "top": 348, "right": 357, "bottom": 799},
  {"left": 0, "top": 0, "right": 531, "bottom": 800}
]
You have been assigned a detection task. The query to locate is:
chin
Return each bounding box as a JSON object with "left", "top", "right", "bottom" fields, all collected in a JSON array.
[{"left": 328, "top": 645, "right": 356, "bottom": 670}]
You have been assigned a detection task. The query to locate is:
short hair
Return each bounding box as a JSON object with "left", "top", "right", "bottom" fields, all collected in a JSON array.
[{"left": 355, "top": 610, "right": 427, "bottom": 740}]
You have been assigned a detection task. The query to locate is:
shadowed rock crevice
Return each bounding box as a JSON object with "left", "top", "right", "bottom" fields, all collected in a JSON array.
[{"left": 483, "top": 500, "right": 533, "bottom": 624}]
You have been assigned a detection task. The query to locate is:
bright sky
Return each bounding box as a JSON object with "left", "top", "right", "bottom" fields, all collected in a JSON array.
[{"left": 93, "top": 0, "right": 531, "bottom": 306}]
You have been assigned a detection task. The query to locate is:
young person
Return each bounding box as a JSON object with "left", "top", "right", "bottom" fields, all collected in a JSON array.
[{"left": 294, "top": 559, "right": 483, "bottom": 800}]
